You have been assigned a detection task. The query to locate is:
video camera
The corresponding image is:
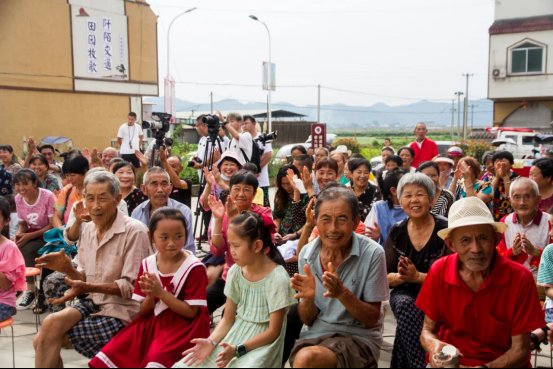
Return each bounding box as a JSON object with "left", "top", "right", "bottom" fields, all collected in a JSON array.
[
  {"left": 142, "top": 112, "right": 173, "bottom": 148},
  {"left": 202, "top": 114, "right": 222, "bottom": 142},
  {"left": 255, "top": 131, "right": 278, "bottom": 144}
]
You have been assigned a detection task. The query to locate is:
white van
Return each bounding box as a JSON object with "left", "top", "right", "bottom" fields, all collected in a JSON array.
[{"left": 488, "top": 128, "right": 539, "bottom": 159}]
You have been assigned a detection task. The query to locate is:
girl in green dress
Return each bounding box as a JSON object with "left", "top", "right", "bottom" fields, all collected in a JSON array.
[{"left": 173, "top": 211, "right": 296, "bottom": 368}]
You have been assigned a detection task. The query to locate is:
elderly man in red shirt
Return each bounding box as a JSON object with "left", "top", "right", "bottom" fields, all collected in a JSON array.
[
  {"left": 416, "top": 197, "right": 544, "bottom": 368},
  {"left": 410, "top": 122, "right": 438, "bottom": 168}
]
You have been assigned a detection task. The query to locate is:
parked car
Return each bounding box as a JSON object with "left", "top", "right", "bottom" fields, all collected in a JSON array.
[{"left": 271, "top": 143, "right": 310, "bottom": 166}]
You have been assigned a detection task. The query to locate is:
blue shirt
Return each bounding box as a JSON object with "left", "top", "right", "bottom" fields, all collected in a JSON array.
[
  {"left": 131, "top": 198, "right": 195, "bottom": 254},
  {"left": 298, "top": 233, "right": 390, "bottom": 361}
]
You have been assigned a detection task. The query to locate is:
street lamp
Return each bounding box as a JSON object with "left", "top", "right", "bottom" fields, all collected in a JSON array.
[
  {"left": 164, "top": 7, "right": 197, "bottom": 115},
  {"left": 249, "top": 15, "right": 273, "bottom": 133}
]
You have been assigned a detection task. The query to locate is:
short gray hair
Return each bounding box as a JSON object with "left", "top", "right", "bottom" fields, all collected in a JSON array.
[
  {"left": 314, "top": 184, "right": 360, "bottom": 221},
  {"left": 143, "top": 166, "right": 170, "bottom": 185},
  {"left": 397, "top": 173, "right": 436, "bottom": 200},
  {"left": 509, "top": 177, "right": 539, "bottom": 198},
  {"left": 84, "top": 170, "right": 120, "bottom": 197}
]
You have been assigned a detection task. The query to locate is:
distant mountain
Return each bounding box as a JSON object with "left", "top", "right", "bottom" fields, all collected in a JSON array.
[{"left": 145, "top": 97, "right": 493, "bottom": 129}]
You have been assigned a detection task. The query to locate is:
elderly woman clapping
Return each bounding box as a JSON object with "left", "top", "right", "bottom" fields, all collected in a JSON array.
[{"left": 384, "top": 173, "right": 449, "bottom": 368}]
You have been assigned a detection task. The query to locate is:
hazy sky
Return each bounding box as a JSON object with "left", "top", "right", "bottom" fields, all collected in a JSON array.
[{"left": 148, "top": 0, "right": 495, "bottom": 108}]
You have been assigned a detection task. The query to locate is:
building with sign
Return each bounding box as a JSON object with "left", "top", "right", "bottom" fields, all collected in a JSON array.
[
  {"left": 488, "top": 0, "right": 553, "bottom": 130},
  {"left": 0, "top": 0, "right": 158, "bottom": 153}
]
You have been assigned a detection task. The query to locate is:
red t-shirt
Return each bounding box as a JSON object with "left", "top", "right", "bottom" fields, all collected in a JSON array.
[
  {"left": 416, "top": 253, "right": 544, "bottom": 368},
  {"left": 410, "top": 138, "right": 439, "bottom": 168}
]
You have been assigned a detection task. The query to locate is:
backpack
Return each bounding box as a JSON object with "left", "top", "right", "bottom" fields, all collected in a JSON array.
[{"left": 241, "top": 139, "right": 263, "bottom": 173}]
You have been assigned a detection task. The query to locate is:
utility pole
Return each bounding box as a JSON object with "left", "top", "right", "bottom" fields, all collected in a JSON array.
[
  {"left": 454, "top": 91, "right": 464, "bottom": 141},
  {"left": 210, "top": 92, "right": 213, "bottom": 114},
  {"left": 470, "top": 104, "right": 477, "bottom": 130},
  {"left": 462, "top": 73, "right": 474, "bottom": 141},
  {"left": 317, "top": 84, "right": 321, "bottom": 123},
  {"left": 450, "top": 99, "right": 455, "bottom": 141}
]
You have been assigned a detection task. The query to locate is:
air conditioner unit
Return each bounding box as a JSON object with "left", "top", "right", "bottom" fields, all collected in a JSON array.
[{"left": 492, "top": 68, "right": 507, "bottom": 79}]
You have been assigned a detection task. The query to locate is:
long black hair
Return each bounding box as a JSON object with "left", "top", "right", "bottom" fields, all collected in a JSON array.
[
  {"left": 274, "top": 164, "right": 300, "bottom": 214},
  {"left": 230, "top": 211, "right": 284, "bottom": 266}
]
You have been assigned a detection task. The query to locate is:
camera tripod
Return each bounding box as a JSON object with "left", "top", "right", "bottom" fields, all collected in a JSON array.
[{"left": 193, "top": 134, "right": 223, "bottom": 251}]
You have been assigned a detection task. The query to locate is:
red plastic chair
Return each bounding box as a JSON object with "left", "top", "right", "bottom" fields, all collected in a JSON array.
[{"left": 0, "top": 317, "right": 15, "bottom": 368}]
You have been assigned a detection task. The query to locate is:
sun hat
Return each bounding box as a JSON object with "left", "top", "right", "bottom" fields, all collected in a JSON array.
[
  {"left": 433, "top": 154, "right": 455, "bottom": 167},
  {"left": 447, "top": 146, "right": 464, "bottom": 157},
  {"left": 216, "top": 150, "right": 245, "bottom": 170},
  {"left": 437, "top": 197, "right": 507, "bottom": 240},
  {"left": 334, "top": 145, "right": 352, "bottom": 158}
]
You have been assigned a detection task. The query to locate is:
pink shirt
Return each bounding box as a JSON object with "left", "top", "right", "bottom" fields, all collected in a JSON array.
[
  {"left": 16, "top": 188, "right": 56, "bottom": 231},
  {"left": 0, "top": 239, "right": 26, "bottom": 307}
]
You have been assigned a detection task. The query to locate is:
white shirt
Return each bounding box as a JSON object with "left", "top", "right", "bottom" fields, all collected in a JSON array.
[
  {"left": 118, "top": 123, "right": 143, "bottom": 155},
  {"left": 230, "top": 132, "right": 253, "bottom": 163},
  {"left": 255, "top": 136, "right": 273, "bottom": 188}
]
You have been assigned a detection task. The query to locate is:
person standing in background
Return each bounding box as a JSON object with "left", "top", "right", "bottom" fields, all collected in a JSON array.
[
  {"left": 409, "top": 122, "right": 438, "bottom": 169},
  {"left": 117, "top": 112, "right": 143, "bottom": 168}
]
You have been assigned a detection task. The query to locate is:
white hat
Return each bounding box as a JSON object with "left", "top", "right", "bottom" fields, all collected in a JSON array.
[
  {"left": 334, "top": 145, "right": 352, "bottom": 157},
  {"left": 437, "top": 197, "right": 507, "bottom": 240}
]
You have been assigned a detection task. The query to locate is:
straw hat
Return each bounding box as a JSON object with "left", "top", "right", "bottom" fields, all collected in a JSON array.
[
  {"left": 434, "top": 154, "right": 455, "bottom": 167},
  {"left": 334, "top": 145, "right": 352, "bottom": 158},
  {"left": 437, "top": 197, "right": 507, "bottom": 240}
]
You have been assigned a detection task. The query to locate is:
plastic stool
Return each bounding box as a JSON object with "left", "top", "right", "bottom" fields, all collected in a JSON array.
[
  {"left": 0, "top": 317, "right": 15, "bottom": 368},
  {"left": 25, "top": 267, "right": 42, "bottom": 331}
]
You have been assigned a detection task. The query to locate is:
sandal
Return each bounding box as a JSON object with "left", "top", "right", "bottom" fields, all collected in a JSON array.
[{"left": 32, "top": 293, "right": 47, "bottom": 315}]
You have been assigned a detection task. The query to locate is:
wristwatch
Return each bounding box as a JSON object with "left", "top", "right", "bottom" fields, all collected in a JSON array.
[{"left": 236, "top": 344, "right": 248, "bottom": 358}]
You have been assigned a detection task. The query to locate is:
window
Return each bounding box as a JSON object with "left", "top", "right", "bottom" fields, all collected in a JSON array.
[{"left": 510, "top": 42, "right": 545, "bottom": 74}]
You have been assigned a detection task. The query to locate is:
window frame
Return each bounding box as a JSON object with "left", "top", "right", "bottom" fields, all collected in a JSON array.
[{"left": 508, "top": 39, "right": 547, "bottom": 76}]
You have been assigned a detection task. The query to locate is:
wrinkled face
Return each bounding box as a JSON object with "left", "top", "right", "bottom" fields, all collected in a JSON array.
[
  {"left": 510, "top": 183, "right": 540, "bottom": 220},
  {"left": 414, "top": 124, "right": 427, "bottom": 140},
  {"left": 316, "top": 199, "right": 358, "bottom": 250},
  {"left": 421, "top": 167, "right": 439, "bottom": 187},
  {"left": 115, "top": 166, "right": 135, "bottom": 190},
  {"left": 351, "top": 164, "right": 370, "bottom": 189},
  {"left": 399, "top": 150, "right": 413, "bottom": 168},
  {"left": 102, "top": 150, "right": 117, "bottom": 168},
  {"left": 230, "top": 184, "right": 255, "bottom": 211},
  {"left": 84, "top": 182, "right": 120, "bottom": 224},
  {"left": 447, "top": 225, "right": 498, "bottom": 273},
  {"left": 220, "top": 160, "right": 239, "bottom": 178},
  {"left": 228, "top": 226, "right": 261, "bottom": 267},
  {"left": 316, "top": 167, "right": 337, "bottom": 189},
  {"left": 152, "top": 219, "right": 187, "bottom": 258},
  {"left": 400, "top": 184, "right": 431, "bottom": 218},
  {"left": 142, "top": 173, "right": 172, "bottom": 208},
  {"left": 530, "top": 166, "right": 550, "bottom": 188},
  {"left": 30, "top": 159, "right": 48, "bottom": 178}
]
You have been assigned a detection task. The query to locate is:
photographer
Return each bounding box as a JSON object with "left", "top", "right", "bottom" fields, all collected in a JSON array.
[
  {"left": 117, "top": 112, "right": 143, "bottom": 168},
  {"left": 222, "top": 112, "right": 253, "bottom": 162},
  {"left": 242, "top": 115, "right": 273, "bottom": 207}
]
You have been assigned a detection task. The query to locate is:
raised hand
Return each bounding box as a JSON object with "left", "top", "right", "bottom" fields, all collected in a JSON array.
[
  {"left": 305, "top": 197, "right": 316, "bottom": 227},
  {"left": 135, "top": 149, "right": 149, "bottom": 168},
  {"left": 512, "top": 233, "right": 523, "bottom": 256},
  {"left": 302, "top": 166, "right": 314, "bottom": 190},
  {"left": 207, "top": 195, "right": 225, "bottom": 220},
  {"left": 203, "top": 167, "right": 215, "bottom": 187},
  {"left": 74, "top": 200, "right": 91, "bottom": 223},
  {"left": 181, "top": 338, "right": 215, "bottom": 367},
  {"left": 215, "top": 342, "right": 236, "bottom": 368},
  {"left": 323, "top": 262, "right": 345, "bottom": 298},
  {"left": 35, "top": 250, "right": 73, "bottom": 273},
  {"left": 286, "top": 169, "right": 298, "bottom": 192},
  {"left": 291, "top": 264, "right": 316, "bottom": 300},
  {"left": 225, "top": 196, "right": 239, "bottom": 219}
]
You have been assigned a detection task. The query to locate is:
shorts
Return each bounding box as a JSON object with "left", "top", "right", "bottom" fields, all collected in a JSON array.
[
  {"left": 0, "top": 303, "right": 16, "bottom": 322},
  {"left": 68, "top": 299, "right": 125, "bottom": 359},
  {"left": 289, "top": 333, "right": 377, "bottom": 368},
  {"left": 202, "top": 253, "right": 225, "bottom": 267},
  {"left": 546, "top": 308, "right": 553, "bottom": 324}
]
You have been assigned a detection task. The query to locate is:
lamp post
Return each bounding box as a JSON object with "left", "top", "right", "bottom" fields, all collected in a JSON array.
[
  {"left": 249, "top": 15, "right": 273, "bottom": 133},
  {"left": 164, "top": 7, "right": 197, "bottom": 116}
]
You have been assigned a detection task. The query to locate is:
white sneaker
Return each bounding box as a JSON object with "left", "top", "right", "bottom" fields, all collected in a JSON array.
[{"left": 16, "top": 291, "right": 36, "bottom": 310}]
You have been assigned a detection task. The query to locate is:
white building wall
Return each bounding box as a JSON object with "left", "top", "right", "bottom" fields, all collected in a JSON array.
[
  {"left": 489, "top": 30, "right": 553, "bottom": 99},
  {"left": 495, "top": 0, "right": 553, "bottom": 20}
]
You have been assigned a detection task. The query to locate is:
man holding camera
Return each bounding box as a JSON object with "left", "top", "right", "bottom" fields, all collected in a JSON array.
[
  {"left": 117, "top": 112, "right": 143, "bottom": 168},
  {"left": 241, "top": 115, "right": 273, "bottom": 207},
  {"left": 223, "top": 112, "right": 252, "bottom": 161}
]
